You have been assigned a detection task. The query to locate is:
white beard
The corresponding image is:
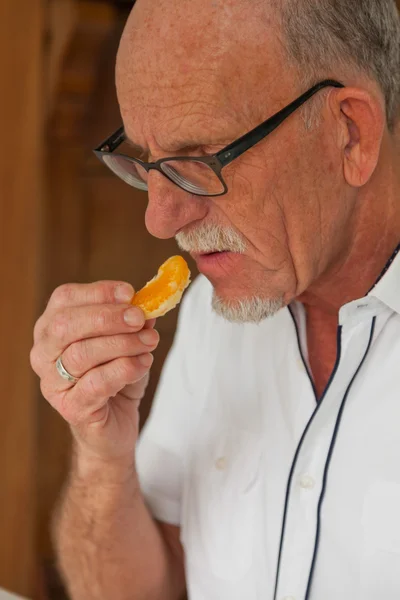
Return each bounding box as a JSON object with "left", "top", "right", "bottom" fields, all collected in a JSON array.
[
  {"left": 212, "top": 291, "right": 284, "bottom": 323},
  {"left": 176, "top": 222, "right": 284, "bottom": 323},
  {"left": 176, "top": 222, "right": 246, "bottom": 254}
]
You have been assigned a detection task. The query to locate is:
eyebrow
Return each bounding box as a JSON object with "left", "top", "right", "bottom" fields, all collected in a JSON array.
[{"left": 125, "top": 134, "right": 228, "bottom": 154}]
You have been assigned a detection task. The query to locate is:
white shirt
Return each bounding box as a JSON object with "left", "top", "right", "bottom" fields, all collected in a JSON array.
[{"left": 136, "top": 247, "right": 400, "bottom": 600}]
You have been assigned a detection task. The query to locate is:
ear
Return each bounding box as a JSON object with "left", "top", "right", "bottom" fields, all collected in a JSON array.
[{"left": 329, "top": 87, "right": 385, "bottom": 187}]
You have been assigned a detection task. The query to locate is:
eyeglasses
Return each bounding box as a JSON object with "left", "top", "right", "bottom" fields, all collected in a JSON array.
[{"left": 93, "top": 79, "right": 344, "bottom": 198}]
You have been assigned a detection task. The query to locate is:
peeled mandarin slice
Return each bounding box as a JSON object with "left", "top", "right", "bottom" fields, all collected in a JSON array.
[{"left": 131, "top": 255, "right": 191, "bottom": 319}]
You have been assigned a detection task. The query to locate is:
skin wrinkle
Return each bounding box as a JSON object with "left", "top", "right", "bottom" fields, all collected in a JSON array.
[
  {"left": 124, "top": 98, "right": 238, "bottom": 153},
  {"left": 274, "top": 194, "right": 295, "bottom": 273},
  {"left": 116, "top": 0, "right": 400, "bottom": 351},
  {"left": 127, "top": 86, "right": 261, "bottom": 154},
  {"left": 120, "top": 6, "right": 282, "bottom": 135},
  {"left": 163, "top": 112, "right": 222, "bottom": 149},
  {"left": 240, "top": 155, "right": 296, "bottom": 271}
]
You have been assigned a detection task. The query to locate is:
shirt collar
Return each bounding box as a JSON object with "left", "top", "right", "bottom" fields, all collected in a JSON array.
[
  {"left": 368, "top": 243, "right": 400, "bottom": 316},
  {"left": 294, "top": 244, "right": 400, "bottom": 327}
]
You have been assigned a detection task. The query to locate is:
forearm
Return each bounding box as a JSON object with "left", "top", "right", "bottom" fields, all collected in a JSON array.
[{"left": 53, "top": 452, "right": 183, "bottom": 600}]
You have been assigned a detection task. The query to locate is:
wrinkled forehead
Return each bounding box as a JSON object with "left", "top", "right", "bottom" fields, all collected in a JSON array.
[{"left": 116, "top": 0, "right": 284, "bottom": 150}]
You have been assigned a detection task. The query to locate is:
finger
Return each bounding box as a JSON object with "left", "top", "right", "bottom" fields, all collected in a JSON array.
[
  {"left": 144, "top": 318, "right": 157, "bottom": 329},
  {"left": 120, "top": 371, "right": 150, "bottom": 401},
  {"left": 58, "top": 329, "right": 160, "bottom": 382},
  {"left": 56, "top": 354, "right": 154, "bottom": 426},
  {"left": 39, "top": 303, "right": 146, "bottom": 358},
  {"left": 46, "top": 280, "right": 135, "bottom": 311}
]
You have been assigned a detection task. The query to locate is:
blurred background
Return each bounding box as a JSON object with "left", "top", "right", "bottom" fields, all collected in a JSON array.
[
  {"left": 0, "top": 0, "right": 399, "bottom": 598},
  {"left": 0, "top": 0, "right": 197, "bottom": 597}
]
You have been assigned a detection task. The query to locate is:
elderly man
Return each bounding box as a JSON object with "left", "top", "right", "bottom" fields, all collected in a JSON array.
[{"left": 30, "top": 0, "right": 400, "bottom": 598}]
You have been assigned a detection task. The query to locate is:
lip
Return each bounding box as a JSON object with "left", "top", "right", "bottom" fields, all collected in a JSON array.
[{"left": 192, "top": 251, "right": 242, "bottom": 276}]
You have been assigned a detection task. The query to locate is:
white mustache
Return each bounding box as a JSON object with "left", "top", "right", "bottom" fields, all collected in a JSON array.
[{"left": 175, "top": 223, "right": 246, "bottom": 254}]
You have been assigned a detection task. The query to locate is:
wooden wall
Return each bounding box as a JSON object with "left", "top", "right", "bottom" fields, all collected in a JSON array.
[
  {"left": 39, "top": 5, "right": 196, "bottom": 597},
  {"left": 38, "top": 2, "right": 120, "bottom": 569},
  {"left": 0, "top": 0, "right": 43, "bottom": 595}
]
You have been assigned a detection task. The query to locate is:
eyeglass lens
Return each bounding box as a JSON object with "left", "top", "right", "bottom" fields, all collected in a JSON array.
[{"left": 102, "top": 155, "right": 224, "bottom": 196}]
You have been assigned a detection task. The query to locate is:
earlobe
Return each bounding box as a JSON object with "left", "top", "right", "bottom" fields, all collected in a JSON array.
[{"left": 332, "top": 88, "right": 385, "bottom": 188}]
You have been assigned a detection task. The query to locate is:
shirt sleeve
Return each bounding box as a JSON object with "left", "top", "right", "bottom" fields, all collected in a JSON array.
[{"left": 135, "top": 275, "right": 210, "bottom": 526}]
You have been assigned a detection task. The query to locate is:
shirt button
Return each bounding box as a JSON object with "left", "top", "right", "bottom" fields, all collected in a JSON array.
[
  {"left": 299, "top": 474, "right": 315, "bottom": 490},
  {"left": 215, "top": 456, "right": 227, "bottom": 470}
]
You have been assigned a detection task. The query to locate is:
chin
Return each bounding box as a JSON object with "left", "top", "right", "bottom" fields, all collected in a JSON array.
[{"left": 211, "top": 290, "right": 284, "bottom": 324}]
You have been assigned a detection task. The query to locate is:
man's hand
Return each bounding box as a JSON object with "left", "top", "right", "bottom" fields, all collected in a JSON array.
[{"left": 30, "top": 281, "right": 160, "bottom": 464}]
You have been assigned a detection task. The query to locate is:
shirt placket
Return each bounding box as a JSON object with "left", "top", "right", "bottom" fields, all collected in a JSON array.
[{"left": 273, "top": 313, "right": 377, "bottom": 600}]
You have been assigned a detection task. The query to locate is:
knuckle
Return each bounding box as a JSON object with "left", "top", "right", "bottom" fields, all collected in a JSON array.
[
  {"left": 50, "top": 310, "right": 71, "bottom": 342},
  {"left": 90, "top": 281, "right": 115, "bottom": 304},
  {"left": 85, "top": 369, "right": 107, "bottom": 399},
  {"left": 133, "top": 372, "right": 150, "bottom": 398},
  {"left": 119, "top": 357, "right": 139, "bottom": 382},
  {"left": 33, "top": 315, "right": 46, "bottom": 343},
  {"left": 106, "top": 334, "right": 122, "bottom": 352},
  {"left": 92, "top": 307, "right": 113, "bottom": 332},
  {"left": 80, "top": 356, "right": 142, "bottom": 403},
  {"left": 29, "top": 346, "right": 41, "bottom": 374},
  {"left": 111, "top": 333, "right": 132, "bottom": 354},
  {"left": 52, "top": 284, "right": 76, "bottom": 307},
  {"left": 67, "top": 341, "right": 87, "bottom": 373}
]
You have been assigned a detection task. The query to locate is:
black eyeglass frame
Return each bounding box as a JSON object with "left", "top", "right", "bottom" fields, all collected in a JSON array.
[{"left": 93, "top": 79, "right": 344, "bottom": 197}]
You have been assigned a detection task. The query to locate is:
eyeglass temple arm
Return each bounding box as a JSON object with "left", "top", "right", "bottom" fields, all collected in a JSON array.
[
  {"left": 216, "top": 80, "right": 344, "bottom": 167},
  {"left": 94, "top": 126, "right": 126, "bottom": 153}
]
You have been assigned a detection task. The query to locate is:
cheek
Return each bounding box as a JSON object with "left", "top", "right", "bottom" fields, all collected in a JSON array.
[
  {"left": 217, "top": 163, "right": 293, "bottom": 265},
  {"left": 265, "top": 133, "right": 349, "bottom": 282}
]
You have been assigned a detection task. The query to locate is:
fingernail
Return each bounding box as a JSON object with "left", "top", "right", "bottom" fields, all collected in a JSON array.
[
  {"left": 115, "top": 283, "right": 134, "bottom": 303},
  {"left": 138, "top": 329, "right": 159, "bottom": 346},
  {"left": 138, "top": 353, "right": 154, "bottom": 367},
  {"left": 124, "top": 307, "right": 144, "bottom": 326}
]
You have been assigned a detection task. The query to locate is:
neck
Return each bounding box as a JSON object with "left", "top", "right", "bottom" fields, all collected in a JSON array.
[{"left": 298, "top": 138, "right": 400, "bottom": 319}]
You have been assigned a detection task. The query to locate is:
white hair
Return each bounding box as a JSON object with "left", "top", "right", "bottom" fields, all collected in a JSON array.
[{"left": 275, "top": 0, "right": 400, "bottom": 130}]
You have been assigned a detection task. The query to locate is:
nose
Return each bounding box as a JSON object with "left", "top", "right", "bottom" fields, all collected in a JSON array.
[{"left": 145, "top": 170, "right": 208, "bottom": 239}]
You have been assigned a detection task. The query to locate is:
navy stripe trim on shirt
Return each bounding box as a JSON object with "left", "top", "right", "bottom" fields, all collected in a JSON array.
[
  {"left": 273, "top": 310, "right": 343, "bottom": 600},
  {"left": 304, "top": 316, "right": 376, "bottom": 598}
]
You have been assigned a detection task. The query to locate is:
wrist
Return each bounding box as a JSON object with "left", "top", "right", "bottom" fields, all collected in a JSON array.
[{"left": 71, "top": 443, "right": 139, "bottom": 488}]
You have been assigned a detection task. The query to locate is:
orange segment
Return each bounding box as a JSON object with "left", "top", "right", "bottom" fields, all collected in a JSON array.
[{"left": 131, "top": 255, "right": 191, "bottom": 319}]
